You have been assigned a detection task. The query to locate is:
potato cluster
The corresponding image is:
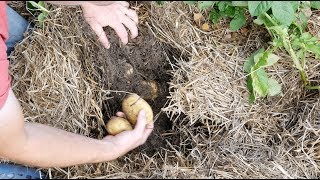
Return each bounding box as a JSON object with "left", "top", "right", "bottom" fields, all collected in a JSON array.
[{"left": 106, "top": 93, "right": 153, "bottom": 135}]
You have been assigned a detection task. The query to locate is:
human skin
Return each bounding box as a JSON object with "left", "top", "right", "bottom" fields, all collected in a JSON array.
[
  {"left": 46, "top": 1, "right": 139, "bottom": 48},
  {"left": 0, "top": 89, "right": 153, "bottom": 168}
]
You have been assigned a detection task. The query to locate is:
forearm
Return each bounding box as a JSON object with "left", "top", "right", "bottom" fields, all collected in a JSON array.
[
  {"left": 4, "top": 122, "right": 117, "bottom": 168},
  {"left": 0, "top": 89, "right": 118, "bottom": 168},
  {"left": 45, "top": 1, "right": 116, "bottom": 6}
]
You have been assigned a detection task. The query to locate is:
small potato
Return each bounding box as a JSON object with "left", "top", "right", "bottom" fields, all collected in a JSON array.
[
  {"left": 141, "top": 80, "right": 159, "bottom": 100},
  {"left": 122, "top": 93, "right": 153, "bottom": 125},
  {"left": 124, "top": 63, "right": 134, "bottom": 77},
  {"left": 106, "top": 117, "right": 133, "bottom": 135}
]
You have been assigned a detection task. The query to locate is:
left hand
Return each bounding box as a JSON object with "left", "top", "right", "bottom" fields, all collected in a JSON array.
[{"left": 81, "top": 1, "right": 139, "bottom": 49}]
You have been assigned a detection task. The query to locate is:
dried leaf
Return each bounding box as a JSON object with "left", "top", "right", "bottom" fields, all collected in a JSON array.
[
  {"left": 193, "top": 13, "right": 203, "bottom": 22},
  {"left": 201, "top": 23, "right": 210, "bottom": 31}
]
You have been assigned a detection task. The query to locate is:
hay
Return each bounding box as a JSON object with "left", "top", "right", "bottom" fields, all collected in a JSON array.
[{"left": 149, "top": 1, "right": 320, "bottom": 178}]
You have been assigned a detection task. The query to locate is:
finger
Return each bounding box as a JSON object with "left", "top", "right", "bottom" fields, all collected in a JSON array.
[
  {"left": 109, "top": 23, "right": 129, "bottom": 44},
  {"left": 116, "top": 112, "right": 127, "bottom": 118},
  {"left": 133, "top": 110, "right": 147, "bottom": 135},
  {"left": 120, "top": 15, "right": 138, "bottom": 38},
  {"left": 119, "top": 6, "right": 139, "bottom": 24},
  {"left": 88, "top": 20, "right": 110, "bottom": 48},
  {"left": 141, "top": 123, "right": 154, "bottom": 144},
  {"left": 118, "top": 1, "right": 129, "bottom": 8}
]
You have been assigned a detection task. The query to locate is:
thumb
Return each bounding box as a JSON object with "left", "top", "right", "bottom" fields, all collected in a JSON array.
[{"left": 133, "top": 110, "right": 147, "bottom": 135}]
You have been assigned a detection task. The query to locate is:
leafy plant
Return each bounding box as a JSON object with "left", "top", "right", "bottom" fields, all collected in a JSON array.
[
  {"left": 181, "top": 1, "right": 320, "bottom": 103},
  {"left": 26, "top": 1, "right": 49, "bottom": 26},
  {"left": 208, "top": 1, "right": 246, "bottom": 31},
  {"left": 243, "top": 1, "right": 320, "bottom": 102}
]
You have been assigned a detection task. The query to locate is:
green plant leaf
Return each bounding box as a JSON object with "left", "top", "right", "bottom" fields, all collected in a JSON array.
[
  {"left": 253, "top": 14, "right": 266, "bottom": 25},
  {"left": 271, "top": 1, "right": 295, "bottom": 26},
  {"left": 230, "top": 13, "right": 246, "bottom": 31},
  {"left": 248, "top": 1, "right": 273, "bottom": 16},
  {"left": 209, "top": 8, "right": 221, "bottom": 24},
  {"left": 306, "top": 44, "right": 320, "bottom": 58},
  {"left": 298, "top": 11, "right": 308, "bottom": 32},
  {"left": 290, "top": 1, "right": 300, "bottom": 11},
  {"left": 268, "top": 78, "right": 281, "bottom": 96},
  {"left": 252, "top": 68, "right": 269, "bottom": 97},
  {"left": 156, "top": 1, "right": 165, "bottom": 5},
  {"left": 265, "top": 53, "right": 280, "bottom": 66},
  {"left": 232, "top": 1, "right": 248, "bottom": 7},
  {"left": 254, "top": 51, "right": 280, "bottom": 68},
  {"left": 268, "top": 25, "right": 288, "bottom": 37},
  {"left": 27, "top": 1, "right": 49, "bottom": 13},
  {"left": 198, "top": 1, "right": 214, "bottom": 10},
  {"left": 244, "top": 48, "right": 265, "bottom": 73},
  {"left": 183, "top": 1, "right": 196, "bottom": 5},
  {"left": 253, "top": 51, "right": 265, "bottom": 64},
  {"left": 38, "top": 13, "right": 47, "bottom": 23},
  {"left": 301, "top": 32, "right": 312, "bottom": 40},
  {"left": 224, "top": 6, "right": 236, "bottom": 17},
  {"left": 26, "top": 1, "right": 36, "bottom": 15},
  {"left": 311, "top": 1, "right": 320, "bottom": 9},
  {"left": 218, "top": 1, "right": 231, "bottom": 11},
  {"left": 296, "top": 49, "right": 304, "bottom": 60},
  {"left": 247, "top": 76, "right": 256, "bottom": 103},
  {"left": 292, "top": 38, "right": 302, "bottom": 50}
]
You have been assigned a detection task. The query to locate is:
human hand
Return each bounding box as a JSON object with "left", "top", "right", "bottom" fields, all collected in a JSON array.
[
  {"left": 102, "top": 110, "right": 154, "bottom": 157},
  {"left": 81, "top": 1, "right": 139, "bottom": 49}
]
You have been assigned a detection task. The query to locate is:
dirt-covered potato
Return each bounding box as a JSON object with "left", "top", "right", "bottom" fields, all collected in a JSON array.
[
  {"left": 124, "top": 63, "right": 134, "bottom": 77},
  {"left": 106, "top": 117, "right": 133, "bottom": 135},
  {"left": 122, "top": 93, "right": 154, "bottom": 125},
  {"left": 141, "top": 80, "right": 159, "bottom": 100}
]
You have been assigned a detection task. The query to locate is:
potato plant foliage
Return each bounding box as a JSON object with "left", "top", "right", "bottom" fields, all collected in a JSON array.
[{"left": 157, "top": 1, "right": 320, "bottom": 103}]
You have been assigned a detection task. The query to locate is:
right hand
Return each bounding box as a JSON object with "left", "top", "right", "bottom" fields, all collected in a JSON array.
[
  {"left": 81, "top": 1, "right": 139, "bottom": 49},
  {"left": 102, "top": 110, "right": 154, "bottom": 157}
]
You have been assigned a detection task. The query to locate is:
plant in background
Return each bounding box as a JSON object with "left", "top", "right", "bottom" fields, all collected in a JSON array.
[
  {"left": 26, "top": 1, "right": 49, "bottom": 26},
  {"left": 158, "top": 1, "right": 320, "bottom": 103}
]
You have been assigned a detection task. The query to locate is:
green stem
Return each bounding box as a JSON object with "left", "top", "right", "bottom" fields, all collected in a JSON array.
[
  {"left": 263, "top": 12, "right": 277, "bottom": 26},
  {"left": 283, "top": 38, "right": 309, "bottom": 86},
  {"left": 306, "top": 85, "right": 320, "bottom": 90},
  {"left": 299, "top": 70, "right": 308, "bottom": 86}
]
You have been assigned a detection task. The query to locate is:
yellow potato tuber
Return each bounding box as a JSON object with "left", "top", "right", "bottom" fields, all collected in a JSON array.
[
  {"left": 141, "top": 80, "right": 159, "bottom": 100},
  {"left": 106, "top": 117, "right": 133, "bottom": 135},
  {"left": 122, "top": 93, "right": 153, "bottom": 125}
]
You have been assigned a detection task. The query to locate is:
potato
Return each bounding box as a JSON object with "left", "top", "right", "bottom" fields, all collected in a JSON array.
[
  {"left": 122, "top": 93, "right": 153, "bottom": 125},
  {"left": 141, "top": 80, "right": 159, "bottom": 100},
  {"left": 106, "top": 117, "right": 133, "bottom": 135},
  {"left": 124, "top": 63, "right": 134, "bottom": 77}
]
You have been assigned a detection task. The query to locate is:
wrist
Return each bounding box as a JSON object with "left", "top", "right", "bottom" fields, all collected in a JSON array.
[
  {"left": 80, "top": 1, "right": 94, "bottom": 9},
  {"left": 80, "top": 1, "right": 116, "bottom": 8},
  {"left": 98, "top": 139, "right": 121, "bottom": 162}
]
